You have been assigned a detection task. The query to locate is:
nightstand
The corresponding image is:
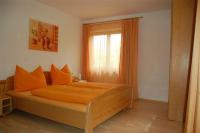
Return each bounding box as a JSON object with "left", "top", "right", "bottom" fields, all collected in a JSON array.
[{"left": 0, "top": 96, "right": 12, "bottom": 116}]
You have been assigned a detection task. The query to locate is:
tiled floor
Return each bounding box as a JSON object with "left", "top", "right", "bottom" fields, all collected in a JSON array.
[{"left": 0, "top": 99, "right": 183, "bottom": 133}]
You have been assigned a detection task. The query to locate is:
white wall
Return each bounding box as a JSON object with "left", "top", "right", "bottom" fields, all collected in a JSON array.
[
  {"left": 84, "top": 10, "right": 171, "bottom": 102},
  {"left": 138, "top": 10, "right": 170, "bottom": 102},
  {"left": 0, "top": 0, "right": 82, "bottom": 80}
]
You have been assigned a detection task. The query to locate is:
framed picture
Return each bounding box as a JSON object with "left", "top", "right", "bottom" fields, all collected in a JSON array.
[{"left": 29, "top": 19, "right": 58, "bottom": 52}]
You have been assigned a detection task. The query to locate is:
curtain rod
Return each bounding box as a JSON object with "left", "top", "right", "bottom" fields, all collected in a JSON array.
[{"left": 84, "top": 16, "right": 143, "bottom": 25}]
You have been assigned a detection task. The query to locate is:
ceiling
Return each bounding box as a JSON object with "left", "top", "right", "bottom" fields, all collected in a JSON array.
[{"left": 37, "top": 0, "right": 171, "bottom": 20}]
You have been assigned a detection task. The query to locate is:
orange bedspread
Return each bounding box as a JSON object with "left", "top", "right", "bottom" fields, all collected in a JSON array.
[
  {"left": 31, "top": 84, "right": 111, "bottom": 104},
  {"left": 68, "top": 82, "right": 125, "bottom": 89}
]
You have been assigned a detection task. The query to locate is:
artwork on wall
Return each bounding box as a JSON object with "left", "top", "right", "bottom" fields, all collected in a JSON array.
[{"left": 29, "top": 19, "right": 58, "bottom": 52}]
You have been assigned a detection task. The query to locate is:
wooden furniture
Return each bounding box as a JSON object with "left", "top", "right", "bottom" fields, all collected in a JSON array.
[
  {"left": 0, "top": 80, "right": 5, "bottom": 97},
  {"left": 0, "top": 95, "right": 12, "bottom": 116},
  {"left": 5, "top": 72, "right": 131, "bottom": 133},
  {"left": 185, "top": 1, "right": 200, "bottom": 132},
  {"left": 168, "top": 0, "right": 196, "bottom": 122}
]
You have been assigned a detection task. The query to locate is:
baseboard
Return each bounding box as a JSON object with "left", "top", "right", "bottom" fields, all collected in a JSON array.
[{"left": 138, "top": 98, "right": 168, "bottom": 104}]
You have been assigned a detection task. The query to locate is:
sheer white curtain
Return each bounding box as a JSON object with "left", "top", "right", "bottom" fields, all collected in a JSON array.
[
  {"left": 89, "top": 33, "right": 121, "bottom": 76},
  {"left": 82, "top": 21, "right": 123, "bottom": 83}
]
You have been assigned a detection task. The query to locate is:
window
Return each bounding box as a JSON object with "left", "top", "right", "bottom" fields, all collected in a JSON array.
[{"left": 90, "top": 33, "right": 122, "bottom": 74}]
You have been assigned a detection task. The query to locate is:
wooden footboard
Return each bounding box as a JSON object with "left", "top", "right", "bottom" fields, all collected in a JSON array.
[{"left": 85, "top": 86, "right": 131, "bottom": 133}]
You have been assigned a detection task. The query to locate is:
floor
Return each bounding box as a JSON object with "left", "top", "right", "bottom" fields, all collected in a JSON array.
[{"left": 0, "top": 99, "right": 183, "bottom": 133}]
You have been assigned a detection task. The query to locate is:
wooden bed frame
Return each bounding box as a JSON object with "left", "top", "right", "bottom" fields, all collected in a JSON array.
[{"left": 5, "top": 72, "right": 131, "bottom": 133}]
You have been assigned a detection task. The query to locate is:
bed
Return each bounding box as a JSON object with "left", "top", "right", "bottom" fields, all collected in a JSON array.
[{"left": 5, "top": 72, "right": 131, "bottom": 133}]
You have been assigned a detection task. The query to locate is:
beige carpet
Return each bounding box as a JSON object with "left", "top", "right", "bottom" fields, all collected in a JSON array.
[{"left": 0, "top": 100, "right": 183, "bottom": 133}]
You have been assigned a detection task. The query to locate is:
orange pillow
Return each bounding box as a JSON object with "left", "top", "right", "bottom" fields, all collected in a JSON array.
[
  {"left": 61, "top": 64, "right": 71, "bottom": 73},
  {"left": 51, "top": 64, "right": 72, "bottom": 85},
  {"left": 14, "top": 65, "right": 47, "bottom": 92}
]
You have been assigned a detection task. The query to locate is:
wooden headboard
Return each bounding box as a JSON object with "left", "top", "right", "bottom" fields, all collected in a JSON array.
[
  {"left": 5, "top": 72, "right": 52, "bottom": 91},
  {"left": 0, "top": 80, "right": 6, "bottom": 96}
]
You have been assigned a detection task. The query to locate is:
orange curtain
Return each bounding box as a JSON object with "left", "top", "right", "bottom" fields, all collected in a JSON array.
[
  {"left": 120, "top": 18, "right": 139, "bottom": 103},
  {"left": 82, "top": 19, "right": 139, "bottom": 103},
  {"left": 82, "top": 24, "right": 91, "bottom": 80}
]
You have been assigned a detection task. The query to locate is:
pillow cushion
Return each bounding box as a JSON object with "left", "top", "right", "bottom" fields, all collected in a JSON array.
[
  {"left": 51, "top": 64, "right": 72, "bottom": 85},
  {"left": 14, "top": 65, "right": 47, "bottom": 92},
  {"left": 61, "top": 64, "right": 71, "bottom": 73}
]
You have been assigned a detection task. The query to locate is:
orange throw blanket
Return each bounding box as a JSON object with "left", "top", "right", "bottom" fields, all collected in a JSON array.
[{"left": 31, "top": 85, "right": 109, "bottom": 104}]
